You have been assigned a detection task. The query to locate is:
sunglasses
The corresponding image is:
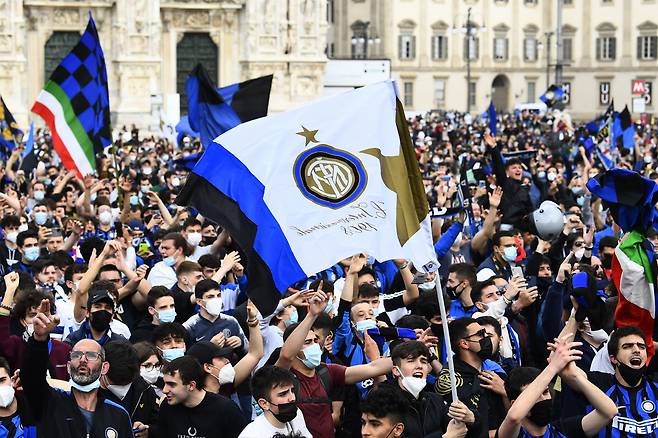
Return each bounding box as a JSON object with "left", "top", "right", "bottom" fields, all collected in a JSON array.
[{"left": 463, "top": 329, "right": 488, "bottom": 341}]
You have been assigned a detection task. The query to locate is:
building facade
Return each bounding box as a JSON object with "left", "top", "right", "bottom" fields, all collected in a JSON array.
[
  {"left": 327, "top": 0, "right": 658, "bottom": 119},
  {"left": 0, "top": 0, "right": 328, "bottom": 131}
]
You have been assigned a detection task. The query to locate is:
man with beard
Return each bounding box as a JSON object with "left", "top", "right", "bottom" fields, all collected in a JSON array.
[{"left": 22, "top": 298, "right": 134, "bottom": 437}]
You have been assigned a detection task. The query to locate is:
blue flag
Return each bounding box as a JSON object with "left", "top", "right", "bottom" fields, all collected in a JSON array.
[
  {"left": 175, "top": 115, "right": 200, "bottom": 147},
  {"left": 487, "top": 101, "right": 497, "bottom": 136},
  {"left": 20, "top": 123, "right": 37, "bottom": 174},
  {"left": 186, "top": 64, "right": 272, "bottom": 147},
  {"left": 0, "top": 96, "right": 23, "bottom": 159},
  {"left": 539, "top": 85, "right": 565, "bottom": 109}
]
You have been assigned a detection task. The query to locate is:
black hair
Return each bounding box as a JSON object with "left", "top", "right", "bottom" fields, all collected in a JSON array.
[
  {"left": 448, "top": 317, "right": 477, "bottom": 353},
  {"left": 17, "top": 230, "right": 38, "bottom": 248},
  {"left": 505, "top": 367, "right": 542, "bottom": 401},
  {"left": 147, "top": 286, "right": 174, "bottom": 308},
  {"left": 194, "top": 279, "right": 220, "bottom": 299},
  {"left": 50, "top": 250, "right": 74, "bottom": 270},
  {"left": 312, "top": 312, "right": 333, "bottom": 334},
  {"left": 447, "top": 263, "right": 476, "bottom": 288},
  {"left": 471, "top": 279, "right": 496, "bottom": 303},
  {"left": 104, "top": 341, "right": 140, "bottom": 385},
  {"left": 309, "top": 278, "right": 334, "bottom": 294},
  {"left": 198, "top": 254, "right": 221, "bottom": 269},
  {"left": 599, "top": 236, "right": 619, "bottom": 252},
  {"left": 608, "top": 325, "right": 646, "bottom": 356},
  {"left": 64, "top": 263, "right": 88, "bottom": 282},
  {"left": 415, "top": 291, "right": 449, "bottom": 321},
  {"left": 31, "top": 257, "right": 56, "bottom": 275},
  {"left": 492, "top": 230, "right": 516, "bottom": 247},
  {"left": 13, "top": 289, "right": 56, "bottom": 319},
  {"left": 251, "top": 365, "right": 297, "bottom": 402},
  {"left": 505, "top": 157, "right": 523, "bottom": 168},
  {"left": 395, "top": 314, "right": 429, "bottom": 330},
  {"left": 182, "top": 218, "right": 202, "bottom": 229},
  {"left": 476, "top": 315, "right": 502, "bottom": 337},
  {"left": 162, "top": 356, "right": 205, "bottom": 390},
  {"left": 357, "top": 283, "right": 380, "bottom": 299},
  {"left": 0, "top": 357, "right": 11, "bottom": 375},
  {"left": 360, "top": 384, "right": 408, "bottom": 424},
  {"left": 282, "top": 323, "right": 299, "bottom": 342},
  {"left": 79, "top": 237, "right": 105, "bottom": 263},
  {"left": 152, "top": 322, "right": 188, "bottom": 345},
  {"left": 391, "top": 340, "right": 430, "bottom": 366},
  {"left": 0, "top": 215, "right": 20, "bottom": 228}
]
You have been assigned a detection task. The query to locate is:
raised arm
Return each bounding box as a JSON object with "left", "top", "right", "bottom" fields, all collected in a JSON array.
[
  {"left": 471, "top": 186, "right": 502, "bottom": 255},
  {"left": 233, "top": 301, "right": 264, "bottom": 386},
  {"left": 394, "top": 259, "right": 419, "bottom": 306}
]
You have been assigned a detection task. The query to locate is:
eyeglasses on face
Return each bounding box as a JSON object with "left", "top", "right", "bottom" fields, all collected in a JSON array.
[
  {"left": 70, "top": 351, "right": 102, "bottom": 361},
  {"left": 463, "top": 328, "right": 488, "bottom": 341}
]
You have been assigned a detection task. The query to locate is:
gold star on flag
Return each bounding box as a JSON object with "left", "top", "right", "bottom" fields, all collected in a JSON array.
[{"left": 296, "top": 126, "right": 319, "bottom": 146}]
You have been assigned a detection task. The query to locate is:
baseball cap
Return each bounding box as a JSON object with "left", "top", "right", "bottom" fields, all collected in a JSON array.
[
  {"left": 87, "top": 289, "right": 115, "bottom": 309},
  {"left": 186, "top": 341, "right": 233, "bottom": 366}
]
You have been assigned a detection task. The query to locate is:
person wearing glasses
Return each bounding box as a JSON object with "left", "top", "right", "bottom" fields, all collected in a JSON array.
[
  {"left": 22, "top": 298, "right": 134, "bottom": 437},
  {"left": 436, "top": 317, "right": 507, "bottom": 438}
]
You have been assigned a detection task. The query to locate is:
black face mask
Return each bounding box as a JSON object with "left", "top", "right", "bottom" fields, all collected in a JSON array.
[
  {"left": 528, "top": 399, "right": 553, "bottom": 427},
  {"left": 476, "top": 336, "right": 494, "bottom": 360},
  {"left": 601, "top": 255, "right": 613, "bottom": 270},
  {"left": 617, "top": 362, "right": 646, "bottom": 387},
  {"left": 446, "top": 282, "right": 463, "bottom": 299},
  {"left": 89, "top": 310, "right": 112, "bottom": 333},
  {"left": 430, "top": 323, "right": 443, "bottom": 338},
  {"left": 269, "top": 401, "right": 297, "bottom": 423}
]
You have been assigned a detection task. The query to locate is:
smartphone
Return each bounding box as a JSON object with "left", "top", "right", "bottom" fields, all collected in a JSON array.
[
  {"left": 478, "top": 180, "right": 486, "bottom": 188},
  {"left": 412, "top": 272, "right": 428, "bottom": 284},
  {"left": 441, "top": 175, "right": 451, "bottom": 181},
  {"left": 511, "top": 266, "right": 524, "bottom": 279}
]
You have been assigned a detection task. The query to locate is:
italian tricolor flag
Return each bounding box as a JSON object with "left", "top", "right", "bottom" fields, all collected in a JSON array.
[
  {"left": 612, "top": 230, "right": 656, "bottom": 359},
  {"left": 32, "top": 81, "right": 96, "bottom": 177}
]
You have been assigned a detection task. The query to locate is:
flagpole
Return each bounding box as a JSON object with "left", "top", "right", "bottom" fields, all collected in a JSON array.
[{"left": 434, "top": 280, "right": 459, "bottom": 402}]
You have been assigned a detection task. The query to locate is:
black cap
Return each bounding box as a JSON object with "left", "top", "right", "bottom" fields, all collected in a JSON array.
[
  {"left": 186, "top": 341, "right": 233, "bottom": 365},
  {"left": 87, "top": 290, "right": 115, "bottom": 309}
]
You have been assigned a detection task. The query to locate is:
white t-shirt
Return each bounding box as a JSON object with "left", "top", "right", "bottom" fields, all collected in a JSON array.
[{"left": 238, "top": 409, "right": 311, "bottom": 438}]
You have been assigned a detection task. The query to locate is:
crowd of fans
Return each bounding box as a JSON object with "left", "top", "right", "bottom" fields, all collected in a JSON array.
[{"left": 0, "top": 108, "right": 656, "bottom": 438}]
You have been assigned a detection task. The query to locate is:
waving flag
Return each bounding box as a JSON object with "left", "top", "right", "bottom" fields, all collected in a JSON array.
[
  {"left": 487, "top": 101, "right": 497, "bottom": 136},
  {"left": 31, "top": 13, "right": 110, "bottom": 177},
  {"left": 186, "top": 64, "right": 272, "bottom": 148},
  {"left": 539, "top": 85, "right": 565, "bottom": 109},
  {"left": 587, "top": 169, "right": 658, "bottom": 359},
  {"left": 178, "top": 81, "right": 438, "bottom": 314},
  {"left": 612, "top": 105, "right": 635, "bottom": 150},
  {"left": 0, "top": 96, "right": 23, "bottom": 159},
  {"left": 20, "top": 122, "right": 36, "bottom": 174}
]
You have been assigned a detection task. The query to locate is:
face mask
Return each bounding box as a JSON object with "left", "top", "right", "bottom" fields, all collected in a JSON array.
[
  {"left": 5, "top": 231, "right": 17, "bottom": 244},
  {"left": 162, "top": 348, "right": 185, "bottom": 362},
  {"left": 418, "top": 280, "right": 436, "bottom": 291},
  {"left": 324, "top": 297, "right": 334, "bottom": 314},
  {"left": 142, "top": 167, "right": 152, "bottom": 175},
  {"left": 502, "top": 246, "right": 518, "bottom": 263},
  {"left": 602, "top": 255, "right": 612, "bottom": 270},
  {"left": 574, "top": 248, "right": 585, "bottom": 260},
  {"left": 89, "top": 310, "right": 113, "bottom": 333},
  {"left": 140, "top": 186, "right": 150, "bottom": 194},
  {"left": 538, "top": 171, "right": 546, "bottom": 180},
  {"left": 617, "top": 362, "right": 646, "bottom": 387},
  {"left": 285, "top": 309, "right": 298, "bottom": 327},
  {"left": 186, "top": 232, "right": 202, "bottom": 248},
  {"left": 90, "top": 193, "right": 97, "bottom": 202},
  {"left": 576, "top": 196, "right": 585, "bottom": 207},
  {"left": 171, "top": 177, "right": 181, "bottom": 187},
  {"left": 162, "top": 154, "right": 170, "bottom": 162},
  {"left": 299, "top": 343, "right": 322, "bottom": 369},
  {"left": 158, "top": 308, "right": 177, "bottom": 323},
  {"left": 547, "top": 172, "right": 556, "bottom": 182},
  {"left": 141, "top": 367, "right": 161, "bottom": 384},
  {"left": 33, "top": 190, "right": 45, "bottom": 201},
  {"left": 107, "top": 382, "right": 131, "bottom": 400},
  {"left": 217, "top": 363, "right": 236, "bottom": 385},
  {"left": 396, "top": 367, "right": 426, "bottom": 399},
  {"left": 34, "top": 212, "right": 48, "bottom": 226},
  {"left": 476, "top": 336, "right": 494, "bottom": 360},
  {"left": 571, "top": 187, "right": 584, "bottom": 195},
  {"left": 584, "top": 328, "right": 609, "bottom": 345},
  {"left": 18, "top": 224, "right": 28, "bottom": 233},
  {"left": 446, "top": 283, "right": 463, "bottom": 299},
  {"left": 163, "top": 255, "right": 177, "bottom": 267},
  {"left": 528, "top": 399, "right": 553, "bottom": 427},
  {"left": 98, "top": 211, "right": 113, "bottom": 225},
  {"left": 356, "top": 319, "right": 377, "bottom": 332},
  {"left": 645, "top": 155, "right": 653, "bottom": 164},
  {"left": 269, "top": 401, "right": 297, "bottom": 423},
  {"left": 204, "top": 297, "right": 224, "bottom": 316},
  {"left": 69, "top": 376, "right": 101, "bottom": 393},
  {"left": 24, "top": 246, "right": 40, "bottom": 262},
  {"left": 0, "top": 385, "right": 15, "bottom": 408},
  {"left": 130, "top": 195, "right": 139, "bottom": 206}
]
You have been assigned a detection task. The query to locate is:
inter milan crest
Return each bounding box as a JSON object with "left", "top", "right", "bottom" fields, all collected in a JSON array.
[
  {"left": 293, "top": 126, "right": 368, "bottom": 209},
  {"left": 641, "top": 399, "right": 656, "bottom": 414}
]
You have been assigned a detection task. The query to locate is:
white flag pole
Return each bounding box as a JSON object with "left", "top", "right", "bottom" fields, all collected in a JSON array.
[{"left": 434, "top": 279, "right": 459, "bottom": 402}]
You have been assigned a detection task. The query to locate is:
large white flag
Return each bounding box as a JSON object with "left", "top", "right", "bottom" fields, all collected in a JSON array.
[{"left": 178, "top": 80, "right": 437, "bottom": 313}]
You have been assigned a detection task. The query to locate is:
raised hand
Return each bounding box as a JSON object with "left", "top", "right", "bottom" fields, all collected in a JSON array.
[
  {"left": 488, "top": 186, "right": 503, "bottom": 210},
  {"left": 32, "top": 299, "right": 60, "bottom": 342},
  {"left": 547, "top": 336, "right": 583, "bottom": 373}
]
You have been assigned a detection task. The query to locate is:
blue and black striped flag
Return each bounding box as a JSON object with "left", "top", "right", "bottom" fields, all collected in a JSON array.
[
  {"left": 539, "top": 85, "right": 565, "bottom": 109},
  {"left": 0, "top": 96, "right": 23, "bottom": 159}
]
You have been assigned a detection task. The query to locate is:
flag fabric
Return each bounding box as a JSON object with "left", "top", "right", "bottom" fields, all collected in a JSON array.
[
  {"left": 487, "top": 101, "right": 497, "bottom": 136},
  {"left": 173, "top": 152, "right": 201, "bottom": 171},
  {"left": 31, "top": 13, "right": 110, "bottom": 177},
  {"left": 20, "top": 122, "right": 36, "bottom": 175},
  {"left": 177, "top": 81, "right": 438, "bottom": 314},
  {"left": 614, "top": 105, "right": 635, "bottom": 150},
  {"left": 539, "top": 85, "right": 565, "bottom": 109},
  {"left": 0, "top": 96, "right": 23, "bottom": 159},
  {"left": 186, "top": 64, "right": 272, "bottom": 148},
  {"left": 175, "top": 115, "right": 200, "bottom": 147}
]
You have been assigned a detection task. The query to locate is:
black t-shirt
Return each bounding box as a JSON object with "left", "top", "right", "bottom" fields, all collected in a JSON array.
[
  {"left": 170, "top": 283, "right": 196, "bottom": 323},
  {"left": 156, "top": 391, "right": 247, "bottom": 438},
  {"left": 495, "top": 415, "right": 586, "bottom": 438}
]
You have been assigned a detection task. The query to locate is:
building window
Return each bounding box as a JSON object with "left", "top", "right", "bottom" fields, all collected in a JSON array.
[
  {"left": 399, "top": 34, "right": 416, "bottom": 60},
  {"left": 527, "top": 81, "right": 536, "bottom": 102},
  {"left": 404, "top": 82, "right": 414, "bottom": 107},
  {"left": 326, "top": 43, "right": 335, "bottom": 58},
  {"left": 434, "top": 79, "right": 445, "bottom": 106},
  {"left": 463, "top": 37, "right": 479, "bottom": 60},
  {"left": 596, "top": 36, "right": 616, "bottom": 60},
  {"left": 326, "top": 0, "right": 334, "bottom": 23},
  {"left": 431, "top": 35, "right": 448, "bottom": 60},
  {"left": 563, "top": 0, "right": 573, "bottom": 4},
  {"left": 351, "top": 21, "right": 369, "bottom": 59},
  {"left": 468, "top": 82, "right": 477, "bottom": 108},
  {"left": 562, "top": 38, "right": 573, "bottom": 61},
  {"left": 638, "top": 36, "right": 658, "bottom": 60},
  {"left": 524, "top": 37, "right": 538, "bottom": 61},
  {"left": 524, "top": 0, "right": 538, "bottom": 4},
  {"left": 494, "top": 37, "right": 509, "bottom": 61}
]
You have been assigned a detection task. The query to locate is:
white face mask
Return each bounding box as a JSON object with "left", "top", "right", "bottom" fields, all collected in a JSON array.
[
  {"left": 574, "top": 248, "right": 585, "bottom": 260},
  {"left": 396, "top": 367, "right": 426, "bottom": 399},
  {"left": 18, "top": 224, "right": 28, "bottom": 233},
  {"left": 140, "top": 367, "right": 161, "bottom": 384},
  {"left": 171, "top": 177, "right": 181, "bottom": 187},
  {"left": 204, "top": 297, "right": 224, "bottom": 316},
  {"left": 98, "top": 211, "right": 113, "bottom": 225},
  {"left": 107, "top": 382, "right": 132, "bottom": 400},
  {"left": 0, "top": 385, "right": 15, "bottom": 408},
  {"left": 217, "top": 363, "right": 236, "bottom": 385},
  {"left": 5, "top": 231, "right": 17, "bottom": 244},
  {"left": 186, "top": 232, "right": 202, "bottom": 248}
]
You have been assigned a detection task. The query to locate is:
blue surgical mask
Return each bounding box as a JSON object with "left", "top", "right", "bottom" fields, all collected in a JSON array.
[
  {"left": 161, "top": 348, "right": 185, "bottom": 362},
  {"left": 24, "top": 247, "right": 40, "bottom": 262},
  {"left": 33, "top": 190, "right": 45, "bottom": 201},
  {"left": 298, "top": 343, "right": 322, "bottom": 369},
  {"left": 69, "top": 377, "right": 100, "bottom": 393},
  {"left": 130, "top": 195, "right": 139, "bottom": 206},
  {"left": 356, "top": 319, "right": 377, "bottom": 332},
  {"left": 324, "top": 297, "right": 334, "bottom": 314},
  {"left": 576, "top": 196, "right": 585, "bottom": 207},
  {"left": 163, "top": 256, "right": 176, "bottom": 267},
  {"left": 503, "top": 246, "right": 517, "bottom": 262},
  {"left": 34, "top": 212, "right": 48, "bottom": 226},
  {"left": 158, "top": 309, "right": 177, "bottom": 323},
  {"left": 285, "top": 309, "right": 298, "bottom": 327}
]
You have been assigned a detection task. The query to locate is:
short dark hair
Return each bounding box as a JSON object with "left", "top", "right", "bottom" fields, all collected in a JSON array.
[
  {"left": 476, "top": 315, "right": 502, "bottom": 337},
  {"left": 493, "top": 230, "right": 516, "bottom": 247},
  {"left": 415, "top": 291, "right": 448, "bottom": 321},
  {"left": 395, "top": 315, "right": 429, "bottom": 331},
  {"left": 448, "top": 317, "right": 477, "bottom": 353},
  {"left": 152, "top": 322, "right": 188, "bottom": 345},
  {"left": 391, "top": 340, "right": 430, "bottom": 366},
  {"left": 162, "top": 356, "right": 205, "bottom": 389},
  {"left": 608, "top": 325, "right": 645, "bottom": 356},
  {"left": 104, "top": 341, "right": 140, "bottom": 385},
  {"left": 309, "top": 278, "right": 334, "bottom": 294},
  {"left": 1, "top": 215, "right": 20, "bottom": 229},
  {"left": 31, "top": 257, "right": 56, "bottom": 275},
  {"left": 163, "top": 232, "right": 192, "bottom": 257},
  {"left": 50, "top": 250, "right": 74, "bottom": 270},
  {"left": 133, "top": 341, "right": 163, "bottom": 365},
  {"left": 0, "top": 357, "right": 11, "bottom": 375},
  {"left": 360, "top": 384, "right": 408, "bottom": 424},
  {"left": 176, "top": 261, "right": 202, "bottom": 277},
  {"left": 17, "top": 230, "right": 38, "bottom": 248},
  {"left": 194, "top": 279, "right": 220, "bottom": 299},
  {"left": 183, "top": 218, "right": 202, "bottom": 230},
  {"left": 312, "top": 312, "right": 333, "bottom": 334},
  {"left": 505, "top": 367, "right": 542, "bottom": 401},
  {"left": 447, "top": 263, "right": 476, "bottom": 287},
  {"left": 147, "top": 286, "right": 173, "bottom": 308},
  {"left": 79, "top": 237, "right": 106, "bottom": 263},
  {"left": 471, "top": 279, "right": 496, "bottom": 303},
  {"left": 357, "top": 283, "right": 379, "bottom": 299},
  {"left": 251, "top": 365, "right": 296, "bottom": 402},
  {"left": 198, "top": 254, "right": 221, "bottom": 269},
  {"left": 13, "top": 289, "right": 56, "bottom": 319},
  {"left": 505, "top": 157, "right": 523, "bottom": 169},
  {"left": 599, "top": 236, "right": 619, "bottom": 252}
]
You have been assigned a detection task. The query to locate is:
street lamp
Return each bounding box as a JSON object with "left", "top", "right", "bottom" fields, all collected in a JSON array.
[
  {"left": 350, "top": 21, "right": 380, "bottom": 59},
  {"left": 543, "top": 31, "right": 553, "bottom": 88},
  {"left": 453, "top": 8, "right": 486, "bottom": 113}
]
